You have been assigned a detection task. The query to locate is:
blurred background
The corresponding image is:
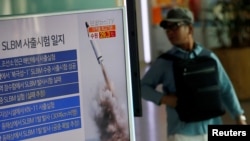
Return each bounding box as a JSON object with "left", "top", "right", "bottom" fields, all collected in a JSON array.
[{"left": 1, "top": 0, "right": 250, "bottom": 141}]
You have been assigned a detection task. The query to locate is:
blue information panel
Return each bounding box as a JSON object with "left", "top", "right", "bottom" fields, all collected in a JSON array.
[
  {"left": 0, "top": 96, "right": 81, "bottom": 141},
  {"left": 0, "top": 50, "right": 81, "bottom": 140}
]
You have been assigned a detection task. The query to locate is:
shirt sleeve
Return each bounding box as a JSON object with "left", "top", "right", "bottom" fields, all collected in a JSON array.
[
  {"left": 211, "top": 53, "right": 244, "bottom": 119},
  {"left": 140, "top": 59, "right": 168, "bottom": 105}
]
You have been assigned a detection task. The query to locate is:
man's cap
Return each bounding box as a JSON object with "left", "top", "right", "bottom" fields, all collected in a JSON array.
[{"left": 160, "top": 7, "right": 194, "bottom": 29}]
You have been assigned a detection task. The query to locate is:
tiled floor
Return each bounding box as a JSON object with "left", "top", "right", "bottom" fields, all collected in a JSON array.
[{"left": 134, "top": 62, "right": 250, "bottom": 141}]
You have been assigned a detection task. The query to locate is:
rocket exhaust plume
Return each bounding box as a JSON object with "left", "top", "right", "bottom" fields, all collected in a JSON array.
[{"left": 85, "top": 22, "right": 129, "bottom": 141}]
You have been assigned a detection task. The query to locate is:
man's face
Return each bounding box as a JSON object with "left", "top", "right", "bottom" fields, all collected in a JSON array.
[{"left": 163, "top": 22, "right": 191, "bottom": 46}]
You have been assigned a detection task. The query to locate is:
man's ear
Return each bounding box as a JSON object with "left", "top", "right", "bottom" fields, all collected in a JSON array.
[{"left": 188, "top": 25, "right": 193, "bottom": 35}]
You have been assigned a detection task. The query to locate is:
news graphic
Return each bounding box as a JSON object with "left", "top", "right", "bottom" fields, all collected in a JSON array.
[
  {"left": 0, "top": 8, "right": 135, "bottom": 141},
  {"left": 84, "top": 21, "right": 129, "bottom": 141}
]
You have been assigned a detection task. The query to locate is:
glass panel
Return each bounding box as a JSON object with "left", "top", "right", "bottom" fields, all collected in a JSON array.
[{"left": 0, "top": 0, "right": 121, "bottom": 17}]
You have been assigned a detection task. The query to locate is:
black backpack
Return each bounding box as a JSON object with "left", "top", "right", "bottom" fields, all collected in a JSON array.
[{"left": 158, "top": 48, "right": 226, "bottom": 122}]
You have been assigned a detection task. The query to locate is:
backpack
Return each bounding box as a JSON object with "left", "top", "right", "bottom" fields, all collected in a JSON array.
[{"left": 158, "top": 48, "right": 226, "bottom": 122}]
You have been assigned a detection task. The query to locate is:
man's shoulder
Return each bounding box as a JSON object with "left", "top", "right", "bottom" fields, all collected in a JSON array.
[
  {"left": 196, "top": 44, "right": 214, "bottom": 56},
  {"left": 156, "top": 48, "right": 178, "bottom": 60}
]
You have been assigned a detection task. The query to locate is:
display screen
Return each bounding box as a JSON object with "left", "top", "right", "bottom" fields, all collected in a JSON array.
[{"left": 0, "top": 7, "right": 135, "bottom": 141}]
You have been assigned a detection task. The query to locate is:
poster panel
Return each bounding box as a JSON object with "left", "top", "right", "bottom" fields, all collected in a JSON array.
[{"left": 0, "top": 7, "right": 135, "bottom": 141}]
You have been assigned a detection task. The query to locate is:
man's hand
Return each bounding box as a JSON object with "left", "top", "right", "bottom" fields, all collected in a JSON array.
[
  {"left": 160, "top": 94, "right": 177, "bottom": 108},
  {"left": 235, "top": 115, "right": 247, "bottom": 125}
]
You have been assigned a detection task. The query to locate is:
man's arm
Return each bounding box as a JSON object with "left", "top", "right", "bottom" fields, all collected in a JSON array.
[{"left": 211, "top": 53, "right": 247, "bottom": 125}]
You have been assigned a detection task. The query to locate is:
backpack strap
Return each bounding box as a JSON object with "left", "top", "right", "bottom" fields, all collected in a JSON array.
[
  {"left": 158, "top": 47, "right": 212, "bottom": 61},
  {"left": 157, "top": 52, "right": 181, "bottom": 61}
]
